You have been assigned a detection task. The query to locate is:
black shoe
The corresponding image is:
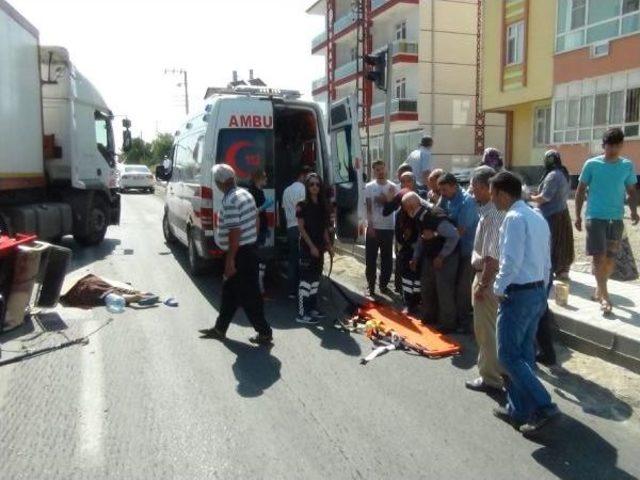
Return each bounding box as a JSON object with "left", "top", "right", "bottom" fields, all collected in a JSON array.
[
  {"left": 199, "top": 327, "right": 226, "bottom": 340},
  {"left": 465, "top": 377, "right": 501, "bottom": 393},
  {"left": 536, "top": 353, "right": 557, "bottom": 367},
  {"left": 249, "top": 334, "right": 273, "bottom": 346},
  {"left": 379, "top": 285, "right": 393, "bottom": 295},
  {"left": 519, "top": 407, "right": 560, "bottom": 436}
]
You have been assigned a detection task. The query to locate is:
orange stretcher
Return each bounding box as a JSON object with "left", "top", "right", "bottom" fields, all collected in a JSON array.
[{"left": 355, "top": 303, "right": 462, "bottom": 358}]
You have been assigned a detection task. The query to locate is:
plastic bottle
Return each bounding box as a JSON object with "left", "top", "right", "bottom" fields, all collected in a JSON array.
[{"left": 104, "top": 293, "right": 126, "bottom": 313}]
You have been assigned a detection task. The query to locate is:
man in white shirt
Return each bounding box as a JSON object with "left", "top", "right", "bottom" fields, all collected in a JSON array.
[
  {"left": 490, "top": 171, "right": 558, "bottom": 436},
  {"left": 365, "top": 160, "right": 397, "bottom": 296},
  {"left": 282, "top": 166, "right": 312, "bottom": 298},
  {"left": 405, "top": 136, "right": 433, "bottom": 185}
]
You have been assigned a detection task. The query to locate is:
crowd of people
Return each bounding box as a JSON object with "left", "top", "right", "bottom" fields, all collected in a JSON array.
[{"left": 199, "top": 127, "right": 638, "bottom": 436}]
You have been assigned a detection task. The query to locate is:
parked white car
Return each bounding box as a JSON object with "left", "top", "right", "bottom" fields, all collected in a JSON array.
[{"left": 119, "top": 164, "right": 155, "bottom": 193}]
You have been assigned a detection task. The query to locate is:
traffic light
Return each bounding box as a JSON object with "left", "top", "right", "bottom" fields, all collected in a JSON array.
[{"left": 364, "top": 52, "right": 387, "bottom": 92}]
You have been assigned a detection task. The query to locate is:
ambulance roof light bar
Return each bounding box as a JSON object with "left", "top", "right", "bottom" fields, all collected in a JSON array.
[{"left": 205, "top": 85, "right": 301, "bottom": 100}]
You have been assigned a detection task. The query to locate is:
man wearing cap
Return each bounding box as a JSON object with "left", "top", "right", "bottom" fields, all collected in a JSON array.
[
  {"left": 405, "top": 136, "right": 433, "bottom": 185},
  {"left": 199, "top": 164, "right": 273, "bottom": 345}
]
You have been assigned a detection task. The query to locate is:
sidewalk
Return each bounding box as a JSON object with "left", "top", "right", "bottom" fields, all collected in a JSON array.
[{"left": 334, "top": 240, "right": 640, "bottom": 372}]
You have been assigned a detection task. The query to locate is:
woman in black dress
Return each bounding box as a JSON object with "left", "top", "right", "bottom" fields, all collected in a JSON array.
[{"left": 295, "top": 173, "right": 333, "bottom": 324}]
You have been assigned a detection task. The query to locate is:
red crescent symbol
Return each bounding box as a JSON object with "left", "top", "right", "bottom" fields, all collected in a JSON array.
[{"left": 224, "top": 140, "right": 253, "bottom": 165}]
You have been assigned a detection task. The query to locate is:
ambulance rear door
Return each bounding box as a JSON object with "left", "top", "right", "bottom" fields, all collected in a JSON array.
[{"left": 329, "top": 96, "right": 365, "bottom": 242}]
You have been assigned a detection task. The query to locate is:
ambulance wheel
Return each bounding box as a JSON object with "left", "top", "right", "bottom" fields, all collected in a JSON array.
[
  {"left": 188, "top": 230, "right": 209, "bottom": 276},
  {"left": 163, "top": 211, "right": 177, "bottom": 245},
  {"left": 74, "top": 195, "right": 108, "bottom": 246}
]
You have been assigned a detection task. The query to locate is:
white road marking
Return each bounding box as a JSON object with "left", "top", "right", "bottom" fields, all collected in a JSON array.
[{"left": 78, "top": 319, "right": 105, "bottom": 467}]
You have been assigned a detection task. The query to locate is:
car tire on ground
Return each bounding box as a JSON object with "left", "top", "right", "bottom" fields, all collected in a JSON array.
[
  {"left": 188, "top": 229, "right": 210, "bottom": 276},
  {"left": 149, "top": 187, "right": 155, "bottom": 194},
  {"left": 163, "top": 210, "right": 178, "bottom": 245},
  {"left": 74, "top": 195, "right": 109, "bottom": 246}
]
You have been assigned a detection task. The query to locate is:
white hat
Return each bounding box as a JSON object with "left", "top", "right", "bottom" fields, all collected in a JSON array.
[{"left": 212, "top": 164, "right": 235, "bottom": 183}]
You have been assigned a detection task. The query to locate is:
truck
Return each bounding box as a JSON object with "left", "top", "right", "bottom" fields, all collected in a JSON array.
[{"left": 0, "top": 0, "right": 122, "bottom": 245}]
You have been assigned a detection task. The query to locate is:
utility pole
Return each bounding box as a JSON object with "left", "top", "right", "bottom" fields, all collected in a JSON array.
[
  {"left": 164, "top": 68, "right": 189, "bottom": 116},
  {"left": 382, "top": 43, "right": 392, "bottom": 169}
]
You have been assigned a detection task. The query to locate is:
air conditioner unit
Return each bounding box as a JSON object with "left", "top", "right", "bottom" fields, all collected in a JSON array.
[{"left": 591, "top": 41, "right": 609, "bottom": 58}]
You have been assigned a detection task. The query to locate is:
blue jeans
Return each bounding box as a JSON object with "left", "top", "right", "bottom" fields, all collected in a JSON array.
[
  {"left": 287, "top": 226, "right": 300, "bottom": 295},
  {"left": 497, "top": 285, "right": 554, "bottom": 422}
]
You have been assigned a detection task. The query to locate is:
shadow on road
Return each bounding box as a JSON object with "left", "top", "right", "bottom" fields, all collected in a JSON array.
[
  {"left": 221, "top": 338, "right": 282, "bottom": 398},
  {"left": 530, "top": 414, "right": 636, "bottom": 480},
  {"left": 538, "top": 366, "right": 633, "bottom": 422},
  {"left": 59, "top": 237, "right": 121, "bottom": 274},
  {"left": 167, "top": 242, "right": 362, "bottom": 359}
]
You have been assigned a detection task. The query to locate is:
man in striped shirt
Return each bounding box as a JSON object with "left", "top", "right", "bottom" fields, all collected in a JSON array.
[
  {"left": 465, "top": 166, "right": 505, "bottom": 393},
  {"left": 199, "top": 164, "right": 273, "bottom": 345}
]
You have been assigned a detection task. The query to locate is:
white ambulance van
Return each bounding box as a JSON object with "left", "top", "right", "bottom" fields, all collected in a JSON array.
[{"left": 156, "top": 86, "right": 365, "bottom": 275}]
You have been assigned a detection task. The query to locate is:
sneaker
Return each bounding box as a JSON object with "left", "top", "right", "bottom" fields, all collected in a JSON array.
[
  {"left": 295, "top": 315, "right": 319, "bottom": 325},
  {"left": 519, "top": 406, "right": 560, "bottom": 436},
  {"left": 363, "top": 287, "right": 375, "bottom": 299},
  {"left": 309, "top": 310, "right": 325, "bottom": 320},
  {"left": 249, "top": 334, "right": 273, "bottom": 346},
  {"left": 379, "top": 285, "right": 393, "bottom": 296}
]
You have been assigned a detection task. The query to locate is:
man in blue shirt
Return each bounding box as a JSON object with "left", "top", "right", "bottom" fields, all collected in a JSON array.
[
  {"left": 575, "top": 128, "right": 639, "bottom": 314},
  {"left": 490, "top": 171, "right": 558, "bottom": 436},
  {"left": 438, "top": 173, "right": 479, "bottom": 333}
]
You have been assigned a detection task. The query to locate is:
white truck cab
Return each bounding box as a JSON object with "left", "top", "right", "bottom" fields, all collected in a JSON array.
[{"left": 157, "top": 86, "right": 365, "bottom": 275}]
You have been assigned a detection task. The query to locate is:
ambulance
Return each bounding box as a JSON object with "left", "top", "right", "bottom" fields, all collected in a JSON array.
[{"left": 156, "top": 86, "right": 365, "bottom": 275}]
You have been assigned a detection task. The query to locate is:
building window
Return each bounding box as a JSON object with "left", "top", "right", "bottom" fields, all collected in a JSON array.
[
  {"left": 506, "top": 21, "right": 525, "bottom": 65},
  {"left": 553, "top": 75, "right": 640, "bottom": 144},
  {"left": 395, "top": 21, "right": 407, "bottom": 40},
  {"left": 350, "top": 47, "right": 357, "bottom": 61},
  {"left": 534, "top": 106, "right": 552, "bottom": 146},
  {"left": 556, "top": 0, "right": 640, "bottom": 52},
  {"left": 395, "top": 78, "right": 406, "bottom": 99}
]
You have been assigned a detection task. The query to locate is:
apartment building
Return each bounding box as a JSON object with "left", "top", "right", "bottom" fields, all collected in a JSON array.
[
  {"left": 308, "top": 0, "right": 506, "bottom": 174},
  {"left": 482, "top": 0, "right": 640, "bottom": 181},
  {"left": 481, "top": 0, "right": 556, "bottom": 181},
  {"left": 552, "top": 0, "right": 640, "bottom": 174}
]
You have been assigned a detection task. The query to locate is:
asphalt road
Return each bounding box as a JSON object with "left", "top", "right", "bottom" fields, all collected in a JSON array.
[{"left": 1, "top": 192, "right": 639, "bottom": 480}]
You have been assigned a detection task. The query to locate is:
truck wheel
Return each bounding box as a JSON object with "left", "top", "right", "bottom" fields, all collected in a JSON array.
[
  {"left": 188, "top": 230, "right": 209, "bottom": 276},
  {"left": 163, "top": 211, "right": 177, "bottom": 244},
  {"left": 74, "top": 196, "right": 108, "bottom": 246}
]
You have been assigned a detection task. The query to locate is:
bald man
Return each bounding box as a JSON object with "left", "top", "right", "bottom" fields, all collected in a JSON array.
[{"left": 402, "top": 192, "right": 460, "bottom": 332}]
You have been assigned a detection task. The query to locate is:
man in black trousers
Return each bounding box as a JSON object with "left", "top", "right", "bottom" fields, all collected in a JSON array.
[{"left": 199, "top": 164, "right": 273, "bottom": 345}]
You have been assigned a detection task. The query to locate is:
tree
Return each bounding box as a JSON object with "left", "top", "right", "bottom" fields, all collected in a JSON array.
[
  {"left": 149, "top": 133, "right": 174, "bottom": 164},
  {"left": 122, "top": 133, "right": 174, "bottom": 167},
  {"left": 122, "top": 137, "right": 151, "bottom": 165}
]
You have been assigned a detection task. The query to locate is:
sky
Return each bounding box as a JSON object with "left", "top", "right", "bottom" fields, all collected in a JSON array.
[{"left": 10, "top": 0, "right": 325, "bottom": 143}]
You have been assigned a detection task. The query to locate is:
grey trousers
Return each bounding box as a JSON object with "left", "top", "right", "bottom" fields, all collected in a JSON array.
[
  {"left": 456, "top": 256, "right": 474, "bottom": 328},
  {"left": 420, "top": 251, "right": 459, "bottom": 329}
]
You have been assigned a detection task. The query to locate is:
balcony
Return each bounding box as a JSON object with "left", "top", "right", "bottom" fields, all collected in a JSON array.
[
  {"left": 311, "top": 31, "right": 328, "bottom": 52},
  {"left": 312, "top": 76, "right": 328, "bottom": 94},
  {"left": 334, "top": 12, "right": 356, "bottom": 35},
  {"left": 334, "top": 59, "right": 358, "bottom": 82},
  {"left": 371, "top": 0, "right": 418, "bottom": 17},
  {"left": 371, "top": 98, "right": 418, "bottom": 119}
]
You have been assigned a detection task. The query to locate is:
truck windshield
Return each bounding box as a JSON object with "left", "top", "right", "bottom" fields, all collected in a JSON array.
[
  {"left": 95, "top": 111, "right": 115, "bottom": 168},
  {"left": 215, "top": 129, "right": 274, "bottom": 188}
]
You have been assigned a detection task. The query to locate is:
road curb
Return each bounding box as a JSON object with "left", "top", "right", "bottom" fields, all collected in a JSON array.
[{"left": 335, "top": 241, "right": 640, "bottom": 373}]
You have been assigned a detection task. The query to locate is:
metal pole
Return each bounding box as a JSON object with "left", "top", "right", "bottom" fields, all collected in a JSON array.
[
  {"left": 382, "top": 43, "right": 393, "bottom": 170},
  {"left": 183, "top": 70, "right": 189, "bottom": 116}
]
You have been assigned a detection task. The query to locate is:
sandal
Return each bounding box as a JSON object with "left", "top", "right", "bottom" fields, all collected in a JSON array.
[{"left": 600, "top": 299, "right": 613, "bottom": 315}]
